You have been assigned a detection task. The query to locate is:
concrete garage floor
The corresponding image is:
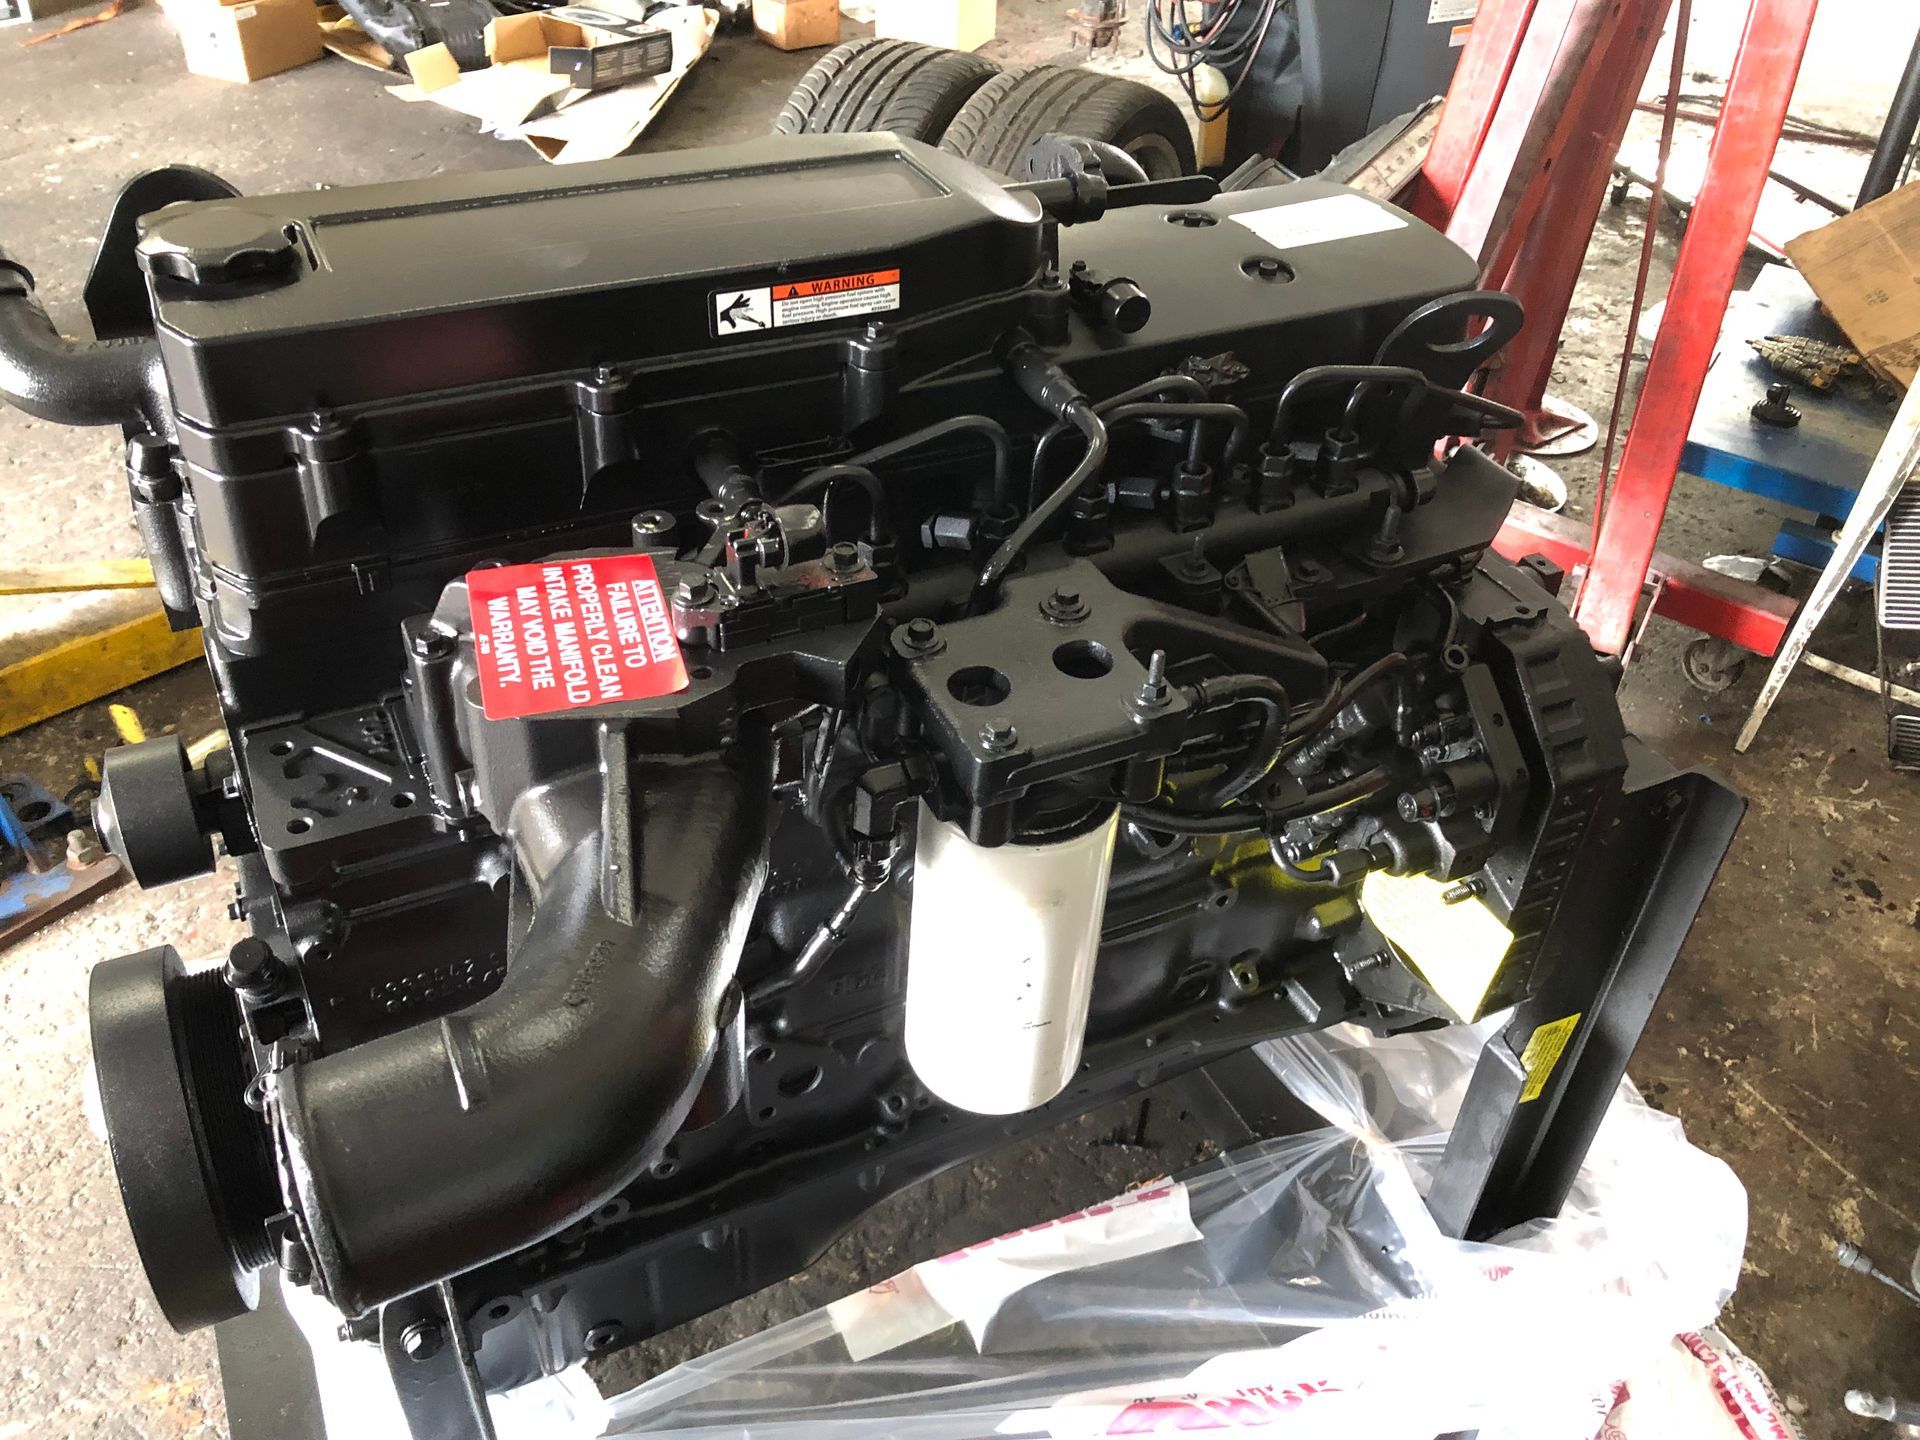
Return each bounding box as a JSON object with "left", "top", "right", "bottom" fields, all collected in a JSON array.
[{"left": 0, "top": 1, "right": 1917, "bottom": 1436}]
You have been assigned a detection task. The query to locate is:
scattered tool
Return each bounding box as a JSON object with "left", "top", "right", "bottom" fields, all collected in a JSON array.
[
  {"left": 1833, "top": 1237, "right": 1920, "bottom": 1435},
  {"left": 1748, "top": 334, "right": 1865, "bottom": 394},
  {"left": 0, "top": 773, "right": 124, "bottom": 951}
]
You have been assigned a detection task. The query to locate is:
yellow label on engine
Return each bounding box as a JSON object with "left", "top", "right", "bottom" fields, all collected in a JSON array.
[
  {"left": 1518, "top": 1013, "right": 1582, "bottom": 1102},
  {"left": 1358, "top": 870, "right": 1513, "bottom": 1022}
]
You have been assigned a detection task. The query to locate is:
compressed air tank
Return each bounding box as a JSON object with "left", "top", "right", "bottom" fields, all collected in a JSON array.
[{"left": 904, "top": 806, "right": 1119, "bottom": 1115}]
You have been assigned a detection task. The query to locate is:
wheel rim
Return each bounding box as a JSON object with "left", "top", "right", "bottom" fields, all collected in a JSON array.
[{"left": 1124, "top": 133, "right": 1185, "bottom": 180}]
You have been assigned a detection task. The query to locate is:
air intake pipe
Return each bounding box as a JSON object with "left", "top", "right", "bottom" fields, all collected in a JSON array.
[
  {"left": 272, "top": 745, "right": 770, "bottom": 1317},
  {"left": 0, "top": 247, "right": 168, "bottom": 432}
]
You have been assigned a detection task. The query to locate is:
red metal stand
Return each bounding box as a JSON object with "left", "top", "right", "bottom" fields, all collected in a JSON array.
[
  {"left": 1480, "top": 1, "right": 1671, "bottom": 454},
  {"left": 1421, "top": 0, "right": 1821, "bottom": 661},
  {"left": 1570, "top": 0, "right": 1820, "bottom": 656}
]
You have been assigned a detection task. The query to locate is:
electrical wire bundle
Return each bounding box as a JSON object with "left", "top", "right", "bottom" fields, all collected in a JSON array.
[{"left": 1144, "top": 0, "right": 1289, "bottom": 124}]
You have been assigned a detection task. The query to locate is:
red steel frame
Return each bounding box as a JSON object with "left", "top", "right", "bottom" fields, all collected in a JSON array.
[
  {"left": 1481, "top": 3, "right": 1672, "bottom": 450},
  {"left": 1421, "top": 0, "right": 1820, "bottom": 660},
  {"left": 1569, "top": 0, "right": 1819, "bottom": 655}
]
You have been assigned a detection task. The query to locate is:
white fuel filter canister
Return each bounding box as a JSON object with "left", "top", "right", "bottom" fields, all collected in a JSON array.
[{"left": 904, "top": 806, "right": 1119, "bottom": 1115}]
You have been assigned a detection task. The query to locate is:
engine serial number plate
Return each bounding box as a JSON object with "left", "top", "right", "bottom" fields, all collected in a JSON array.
[{"left": 466, "top": 554, "right": 688, "bottom": 720}]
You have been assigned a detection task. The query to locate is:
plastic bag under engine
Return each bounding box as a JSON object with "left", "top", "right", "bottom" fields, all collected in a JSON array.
[{"left": 598, "top": 1023, "right": 1748, "bottom": 1440}]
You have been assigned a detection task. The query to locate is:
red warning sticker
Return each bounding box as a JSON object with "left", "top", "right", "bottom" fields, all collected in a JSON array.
[{"left": 467, "top": 554, "right": 688, "bottom": 721}]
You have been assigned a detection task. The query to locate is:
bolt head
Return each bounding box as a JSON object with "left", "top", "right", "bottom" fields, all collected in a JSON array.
[
  {"left": 1041, "top": 585, "right": 1090, "bottom": 621},
  {"left": 65, "top": 827, "right": 104, "bottom": 867},
  {"left": 903, "top": 617, "right": 938, "bottom": 649},
  {"left": 223, "top": 937, "right": 282, "bottom": 994},
  {"left": 980, "top": 716, "right": 1018, "bottom": 751},
  {"left": 410, "top": 629, "right": 452, "bottom": 662},
  {"left": 827, "top": 540, "right": 861, "bottom": 572},
  {"left": 400, "top": 1320, "right": 444, "bottom": 1361},
  {"left": 673, "top": 577, "right": 716, "bottom": 608}
]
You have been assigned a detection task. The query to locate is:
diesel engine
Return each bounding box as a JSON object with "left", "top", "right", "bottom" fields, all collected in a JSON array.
[{"left": 0, "top": 133, "right": 1735, "bottom": 1435}]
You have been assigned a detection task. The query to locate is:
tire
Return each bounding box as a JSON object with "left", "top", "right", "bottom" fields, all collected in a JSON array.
[
  {"left": 939, "top": 66, "right": 1198, "bottom": 181},
  {"left": 774, "top": 39, "right": 1000, "bottom": 144}
]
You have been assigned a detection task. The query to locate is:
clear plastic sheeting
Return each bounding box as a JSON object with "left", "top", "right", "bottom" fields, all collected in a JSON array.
[{"left": 599, "top": 1024, "right": 1748, "bottom": 1440}]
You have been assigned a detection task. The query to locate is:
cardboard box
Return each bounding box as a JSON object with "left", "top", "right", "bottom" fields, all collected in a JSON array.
[
  {"left": 875, "top": 0, "right": 994, "bottom": 52},
  {"left": 1785, "top": 180, "right": 1920, "bottom": 389},
  {"left": 164, "top": 0, "right": 323, "bottom": 82},
  {"left": 753, "top": 0, "right": 838, "bottom": 51},
  {"left": 390, "top": 1, "right": 716, "bottom": 164}
]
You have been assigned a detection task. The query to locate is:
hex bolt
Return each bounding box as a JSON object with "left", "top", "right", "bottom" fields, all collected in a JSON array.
[
  {"left": 902, "top": 617, "right": 939, "bottom": 650},
  {"left": 223, "top": 936, "right": 283, "bottom": 997},
  {"left": 1042, "top": 584, "right": 1089, "bottom": 622},
  {"left": 673, "top": 577, "right": 715, "bottom": 608},
  {"left": 400, "top": 1320, "right": 444, "bottom": 1362},
  {"left": 1367, "top": 504, "right": 1405, "bottom": 563},
  {"left": 827, "top": 541, "right": 861, "bottom": 573},
  {"left": 1134, "top": 649, "right": 1171, "bottom": 711},
  {"left": 1397, "top": 782, "right": 1454, "bottom": 822},
  {"left": 65, "top": 827, "right": 104, "bottom": 868},
  {"left": 1441, "top": 877, "right": 1486, "bottom": 905},
  {"left": 410, "top": 629, "right": 453, "bottom": 662},
  {"left": 980, "top": 715, "right": 1018, "bottom": 752}
]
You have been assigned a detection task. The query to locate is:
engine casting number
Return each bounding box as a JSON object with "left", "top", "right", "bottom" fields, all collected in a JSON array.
[
  {"left": 711, "top": 267, "right": 903, "bottom": 336},
  {"left": 466, "top": 554, "right": 689, "bottom": 720}
]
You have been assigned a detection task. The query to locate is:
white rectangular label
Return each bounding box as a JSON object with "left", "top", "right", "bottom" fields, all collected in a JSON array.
[
  {"left": 1429, "top": 0, "right": 1478, "bottom": 21},
  {"left": 1230, "top": 193, "right": 1408, "bottom": 252},
  {"left": 712, "top": 268, "right": 901, "bottom": 336}
]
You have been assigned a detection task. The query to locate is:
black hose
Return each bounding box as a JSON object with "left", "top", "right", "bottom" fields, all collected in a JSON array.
[
  {"left": 1118, "top": 803, "right": 1262, "bottom": 836},
  {"left": 1122, "top": 764, "right": 1394, "bottom": 839},
  {"left": 1029, "top": 374, "right": 1209, "bottom": 503},
  {"left": 1272, "top": 847, "right": 1336, "bottom": 884},
  {"left": 775, "top": 464, "right": 888, "bottom": 540},
  {"left": 847, "top": 415, "right": 1016, "bottom": 512},
  {"left": 0, "top": 286, "right": 167, "bottom": 431},
  {"left": 1181, "top": 673, "right": 1290, "bottom": 805},
  {"left": 1099, "top": 401, "right": 1252, "bottom": 472},
  {"left": 1268, "top": 766, "right": 1393, "bottom": 823},
  {"left": 974, "top": 398, "right": 1109, "bottom": 609},
  {"left": 1269, "top": 365, "right": 1426, "bottom": 449},
  {"left": 1286, "top": 652, "right": 1409, "bottom": 750}
]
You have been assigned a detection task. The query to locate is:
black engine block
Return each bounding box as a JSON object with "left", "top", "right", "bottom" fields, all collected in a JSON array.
[{"left": 0, "top": 133, "right": 1738, "bottom": 1434}]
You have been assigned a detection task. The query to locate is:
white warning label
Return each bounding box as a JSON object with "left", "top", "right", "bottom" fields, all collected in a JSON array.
[{"left": 711, "top": 268, "right": 901, "bottom": 336}]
